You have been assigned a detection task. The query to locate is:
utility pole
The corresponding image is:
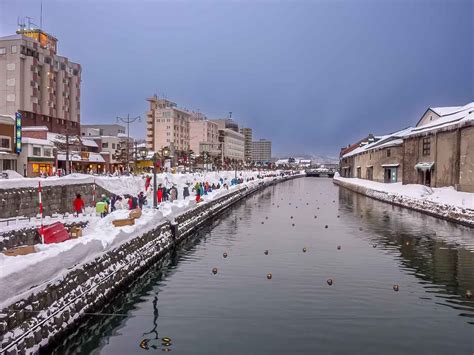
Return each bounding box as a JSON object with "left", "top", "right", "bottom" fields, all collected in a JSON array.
[{"left": 117, "top": 114, "right": 140, "bottom": 173}]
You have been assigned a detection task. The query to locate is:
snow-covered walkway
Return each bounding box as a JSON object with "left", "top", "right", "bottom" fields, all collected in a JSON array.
[
  {"left": 0, "top": 171, "right": 293, "bottom": 308},
  {"left": 333, "top": 174, "right": 474, "bottom": 226}
]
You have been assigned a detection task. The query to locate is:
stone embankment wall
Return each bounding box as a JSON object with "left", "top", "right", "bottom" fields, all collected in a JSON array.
[
  {"left": 0, "top": 221, "right": 88, "bottom": 251},
  {"left": 0, "top": 175, "right": 299, "bottom": 354},
  {"left": 333, "top": 178, "right": 474, "bottom": 227},
  {"left": 0, "top": 183, "right": 110, "bottom": 219}
]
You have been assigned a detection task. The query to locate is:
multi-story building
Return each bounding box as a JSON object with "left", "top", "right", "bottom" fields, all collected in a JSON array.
[
  {"left": 81, "top": 124, "right": 126, "bottom": 137},
  {"left": 339, "top": 102, "right": 474, "bottom": 192},
  {"left": 146, "top": 96, "right": 190, "bottom": 159},
  {"left": 219, "top": 129, "right": 245, "bottom": 163},
  {"left": 239, "top": 127, "right": 253, "bottom": 162},
  {"left": 0, "top": 114, "right": 17, "bottom": 173},
  {"left": 251, "top": 139, "right": 272, "bottom": 163},
  {"left": 0, "top": 29, "right": 81, "bottom": 135},
  {"left": 189, "top": 119, "right": 220, "bottom": 156},
  {"left": 212, "top": 118, "right": 239, "bottom": 132}
]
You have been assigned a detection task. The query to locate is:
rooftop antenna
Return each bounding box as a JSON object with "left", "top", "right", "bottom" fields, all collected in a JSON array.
[{"left": 40, "top": 0, "right": 43, "bottom": 29}]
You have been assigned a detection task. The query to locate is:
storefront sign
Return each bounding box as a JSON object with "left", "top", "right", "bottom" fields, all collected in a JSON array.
[{"left": 15, "top": 112, "right": 22, "bottom": 153}]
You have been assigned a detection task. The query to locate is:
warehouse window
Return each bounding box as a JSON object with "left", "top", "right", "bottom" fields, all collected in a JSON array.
[{"left": 422, "top": 138, "right": 430, "bottom": 156}]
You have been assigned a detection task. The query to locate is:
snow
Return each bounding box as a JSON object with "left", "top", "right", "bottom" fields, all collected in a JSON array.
[
  {"left": 0, "top": 171, "right": 293, "bottom": 307},
  {"left": 0, "top": 170, "right": 24, "bottom": 180},
  {"left": 334, "top": 174, "right": 473, "bottom": 210},
  {"left": 21, "top": 137, "right": 54, "bottom": 146}
]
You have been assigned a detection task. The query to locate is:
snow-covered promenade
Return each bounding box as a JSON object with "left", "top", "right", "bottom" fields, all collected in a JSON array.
[{"left": 333, "top": 174, "right": 474, "bottom": 227}]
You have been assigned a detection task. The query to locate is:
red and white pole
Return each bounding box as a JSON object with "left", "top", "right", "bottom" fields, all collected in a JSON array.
[{"left": 38, "top": 181, "right": 44, "bottom": 244}]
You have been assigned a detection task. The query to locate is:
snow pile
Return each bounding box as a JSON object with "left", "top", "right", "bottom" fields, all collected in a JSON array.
[
  {"left": 334, "top": 174, "right": 474, "bottom": 225},
  {"left": 0, "top": 171, "right": 292, "bottom": 307}
]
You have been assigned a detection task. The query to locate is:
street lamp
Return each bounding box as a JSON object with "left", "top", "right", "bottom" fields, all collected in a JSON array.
[{"left": 151, "top": 152, "right": 159, "bottom": 208}]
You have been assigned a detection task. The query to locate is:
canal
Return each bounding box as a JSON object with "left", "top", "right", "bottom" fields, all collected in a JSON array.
[{"left": 48, "top": 178, "right": 474, "bottom": 354}]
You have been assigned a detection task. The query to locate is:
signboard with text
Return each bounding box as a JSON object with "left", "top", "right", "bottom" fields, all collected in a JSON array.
[{"left": 15, "top": 112, "right": 22, "bottom": 154}]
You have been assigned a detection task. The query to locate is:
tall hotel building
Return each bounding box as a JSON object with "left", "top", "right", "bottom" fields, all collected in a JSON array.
[{"left": 0, "top": 28, "right": 81, "bottom": 134}]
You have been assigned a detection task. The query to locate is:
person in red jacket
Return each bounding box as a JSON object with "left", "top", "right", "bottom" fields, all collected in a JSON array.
[
  {"left": 73, "top": 194, "right": 85, "bottom": 215},
  {"left": 157, "top": 186, "right": 163, "bottom": 203}
]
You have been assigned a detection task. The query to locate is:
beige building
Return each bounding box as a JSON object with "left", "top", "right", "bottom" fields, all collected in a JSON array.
[
  {"left": 146, "top": 96, "right": 190, "bottom": 156},
  {"left": 239, "top": 127, "right": 253, "bottom": 162},
  {"left": 252, "top": 139, "right": 272, "bottom": 163},
  {"left": 340, "top": 102, "right": 474, "bottom": 192},
  {"left": 0, "top": 29, "right": 81, "bottom": 135},
  {"left": 189, "top": 119, "right": 219, "bottom": 155}
]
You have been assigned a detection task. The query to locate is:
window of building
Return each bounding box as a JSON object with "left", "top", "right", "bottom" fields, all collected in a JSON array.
[
  {"left": 112, "top": 143, "right": 116, "bottom": 149},
  {"left": 11, "top": 45, "right": 17, "bottom": 54},
  {"left": 102, "top": 142, "right": 109, "bottom": 148},
  {"left": 33, "top": 147, "right": 41, "bottom": 156},
  {"left": 386, "top": 149, "right": 391, "bottom": 157},
  {"left": 0, "top": 137, "right": 10, "bottom": 150},
  {"left": 0, "top": 47, "right": 5, "bottom": 55},
  {"left": 43, "top": 148, "right": 52, "bottom": 157},
  {"left": 163, "top": 111, "right": 171, "bottom": 118},
  {"left": 422, "top": 137, "right": 430, "bottom": 156}
]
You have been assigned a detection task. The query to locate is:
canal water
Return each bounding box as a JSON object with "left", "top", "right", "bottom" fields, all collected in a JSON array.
[{"left": 49, "top": 178, "right": 474, "bottom": 354}]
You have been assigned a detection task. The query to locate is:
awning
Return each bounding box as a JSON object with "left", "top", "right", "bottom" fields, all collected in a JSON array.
[
  {"left": 381, "top": 163, "right": 400, "bottom": 168},
  {"left": 356, "top": 166, "right": 361, "bottom": 168},
  {"left": 366, "top": 165, "right": 373, "bottom": 168},
  {"left": 415, "top": 162, "right": 434, "bottom": 171}
]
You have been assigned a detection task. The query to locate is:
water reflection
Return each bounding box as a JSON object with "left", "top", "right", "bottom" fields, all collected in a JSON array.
[
  {"left": 339, "top": 188, "right": 474, "bottom": 321},
  {"left": 48, "top": 178, "right": 474, "bottom": 355}
]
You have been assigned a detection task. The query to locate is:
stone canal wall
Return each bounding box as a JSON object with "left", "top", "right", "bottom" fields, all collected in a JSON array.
[
  {"left": 0, "top": 175, "right": 300, "bottom": 354},
  {"left": 333, "top": 177, "right": 474, "bottom": 228},
  {"left": 0, "top": 183, "right": 110, "bottom": 219}
]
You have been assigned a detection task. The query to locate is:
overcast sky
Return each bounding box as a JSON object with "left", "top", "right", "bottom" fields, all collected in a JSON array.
[{"left": 1, "top": 0, "right": 472, "bottom": 156}]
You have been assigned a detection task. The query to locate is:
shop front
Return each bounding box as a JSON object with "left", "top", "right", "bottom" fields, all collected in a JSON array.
[{"left": 27, "top": 157, "right": 55, "bottom": 177}]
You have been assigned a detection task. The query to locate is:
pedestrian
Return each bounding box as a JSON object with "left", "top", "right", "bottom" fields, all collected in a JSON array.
[
  {"left": 128, "top": 195, "right": 138, "bottom": 210},
  {"left": 96, "top": 200, "right": 108, "bottom": 218},
  {"left": 157, "top": 185, "right": 163, "bottom": 203},
  {"left": 183, "top": 185, "right": 190, "bottom": 199},
  {"left": 163, "top": 187, "right": 169, "bottom": 201},
  {"left": 145, "top": 176, "right": 152, "bottom": 191},
  {"left": 111, "top": 195, "right": 122, "bottom": 212},
  {"left": 170, "top": 187, "right": 176, "bottom": 202},
  {"left": 138, "top": 191, "right": 146, "bottom": 209},
  {"left": 73, "top": 193, "right": 85, "bottom": 215}
]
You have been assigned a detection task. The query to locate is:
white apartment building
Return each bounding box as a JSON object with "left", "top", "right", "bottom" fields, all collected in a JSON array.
[
  {"left": 146, "top": 96, "right": 190, "bottom": 156},
  {"left": 252, "top": 139, "right": 272, "bottom": 163},
  {"left": 219, "top": 129, "right": 245, "bottom": 162},
  {"left": 189, "top": 119, "right": 220, "bottom": 155},
  {"left": 0, "top": 29, "right": 81, "bottom": 135}
]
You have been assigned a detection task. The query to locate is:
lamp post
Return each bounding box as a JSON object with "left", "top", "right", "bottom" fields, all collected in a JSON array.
[
  {"left": 151, "top": 152, "right": 159, "bottom": 208},
  {"left": 117, "top": 114, "right": 141, "bottom": 173}
]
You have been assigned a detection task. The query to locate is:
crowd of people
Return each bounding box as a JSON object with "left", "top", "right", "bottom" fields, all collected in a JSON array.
[{"left": 71, "top": 172, "right": 288, "bottom": 217}]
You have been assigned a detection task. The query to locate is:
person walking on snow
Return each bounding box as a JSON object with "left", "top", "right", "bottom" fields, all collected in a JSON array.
[
  {"left": 157, "top": 185, "right": 163, "bottom": 203},
  {"left": 73, "top": 193, "right": 85, "bottom": 215}
]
